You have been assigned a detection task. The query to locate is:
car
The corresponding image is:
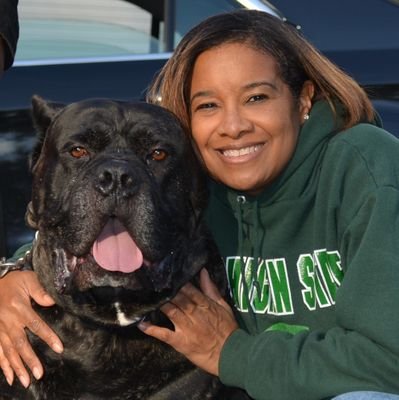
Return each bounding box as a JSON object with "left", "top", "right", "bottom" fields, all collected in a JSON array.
[
  {"left": 0, "top": 0, "right": 398, "bottom": 258},
  {"left": 0, "top": 0, "right": 281, "bottom": 258}
]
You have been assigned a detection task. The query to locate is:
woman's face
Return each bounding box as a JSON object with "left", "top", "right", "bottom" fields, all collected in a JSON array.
[{"left": 189, "top": 42, "right": 313, "bottom": 195}]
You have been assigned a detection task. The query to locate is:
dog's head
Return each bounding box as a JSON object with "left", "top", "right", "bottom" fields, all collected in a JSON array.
[{"left": 27, "top": 96, "right": 218, "bottom": 326}]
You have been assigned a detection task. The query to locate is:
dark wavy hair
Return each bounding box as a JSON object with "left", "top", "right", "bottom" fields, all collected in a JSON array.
[{"left": 146, "top": 9, "right": 374, "bottom": 133}]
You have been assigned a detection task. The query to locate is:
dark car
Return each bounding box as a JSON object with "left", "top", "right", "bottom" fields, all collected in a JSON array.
[
  {"left": 0, "top": 0, "right": 398, "bottom": 258},
  {"left": 0, "top": 0, "right": 281, "bottom": 258}
]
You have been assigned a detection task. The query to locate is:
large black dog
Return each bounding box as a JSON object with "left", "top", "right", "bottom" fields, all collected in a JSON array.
[{"left": 0, "top": 96, "right": 244, "bottom": 399}]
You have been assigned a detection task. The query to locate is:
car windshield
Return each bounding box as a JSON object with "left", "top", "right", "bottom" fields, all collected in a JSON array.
[
  {"left": 15, "top": 0, "right": 262, "bottom": 62},
  {"left": 16, "top": 0, "right": 160, "bottom": 61}
]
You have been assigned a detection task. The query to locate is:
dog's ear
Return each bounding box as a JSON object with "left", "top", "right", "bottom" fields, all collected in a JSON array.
[
  {"left": 31, "top": 94, "right": 65, "bottom": 134},
  {"left": 30, "top": 95, "right": 65, "bottom": 169}
]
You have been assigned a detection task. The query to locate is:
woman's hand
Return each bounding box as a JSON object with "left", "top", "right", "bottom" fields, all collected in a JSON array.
[
  {"left": 0, "top": 271, "right": 63, "bottom": 387},
  {"left": 138, "top": 268, "right": 238, "bottom": 376}
]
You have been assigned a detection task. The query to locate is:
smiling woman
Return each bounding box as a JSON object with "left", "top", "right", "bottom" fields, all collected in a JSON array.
[
  {"left": 189, "top": 43, "right": 313, "bottom": 195},
  {"left": 140, "top": 9, "right": 399, "bottom": 400}
]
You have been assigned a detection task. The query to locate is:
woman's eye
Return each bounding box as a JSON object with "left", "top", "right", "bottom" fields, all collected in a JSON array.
[
  {"left": 151, "top": 149, "right": 167, "bottom": 161},
  {"left": 195, "top": 102, "right": 216, "bottom": 111},
  {"left": 248, "top": 94, "right": 268, "bottom": 103},
  {"left": 70, "top": 146, "right": 89, "bottom": 158}
]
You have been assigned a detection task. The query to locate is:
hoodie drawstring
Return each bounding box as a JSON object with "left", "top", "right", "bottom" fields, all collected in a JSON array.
[
  {"left": 236, "top": 195, "right": 259, "bottom": 333},
  {"left": 252, "top": 199, "right": 262, "bottom": 300}
]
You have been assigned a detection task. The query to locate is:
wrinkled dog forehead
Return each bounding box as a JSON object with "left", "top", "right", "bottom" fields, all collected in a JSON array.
[
  {"left": 50, "top": 100, "right": 187, "bottom": 145},
  {"left": 29, "top": 97, "right": 206, "bottom": 220}
]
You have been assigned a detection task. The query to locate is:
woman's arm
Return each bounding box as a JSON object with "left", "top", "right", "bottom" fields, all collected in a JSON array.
[{"left": 0, "top": 271, "right": 63, "bottom": 387}]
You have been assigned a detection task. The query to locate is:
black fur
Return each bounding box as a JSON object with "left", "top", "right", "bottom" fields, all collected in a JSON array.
[{"left": 0, "top": 97, "right": 248, "bottom": 399}]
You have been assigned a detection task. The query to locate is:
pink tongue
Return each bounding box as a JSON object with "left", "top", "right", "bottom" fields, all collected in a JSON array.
[{"left": 92, "top": 219, "right": 143, "bottom": 273}]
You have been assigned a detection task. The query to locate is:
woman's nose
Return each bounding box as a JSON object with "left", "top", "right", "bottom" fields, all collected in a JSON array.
[{"left": 218, "top": 107, "right": 253, "bottom": 138}]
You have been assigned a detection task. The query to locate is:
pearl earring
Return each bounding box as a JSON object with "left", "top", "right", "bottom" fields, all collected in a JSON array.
[{"left": 304, "top": 113, "right": 310, "bottom": 121}]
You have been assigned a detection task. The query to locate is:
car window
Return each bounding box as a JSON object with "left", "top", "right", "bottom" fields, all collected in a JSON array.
[
  {"left": 16, "top": 0, "right": 159, "bottom": 60},
  {"left": 15, "top": 0, "right": 252, "bottom": 62}
]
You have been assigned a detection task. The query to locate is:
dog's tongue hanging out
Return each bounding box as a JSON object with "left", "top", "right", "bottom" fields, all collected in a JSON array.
[{"left": 92, "top": 218, "right": 143, "bottom": 273}]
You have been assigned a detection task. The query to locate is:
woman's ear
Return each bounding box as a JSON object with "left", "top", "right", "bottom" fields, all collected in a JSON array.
[{"left": 299, "top": 80, "right": 315, "bottom": 121}]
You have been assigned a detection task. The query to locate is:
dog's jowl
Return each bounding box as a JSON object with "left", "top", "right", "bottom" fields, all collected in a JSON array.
[{"left": 0, "top": 96, "right": 245, "bottom": 400}]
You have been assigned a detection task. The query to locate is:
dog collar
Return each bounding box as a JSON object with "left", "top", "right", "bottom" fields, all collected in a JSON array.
[
  {"left": 0, "top": 255, "right": 33, "bottom": 278},
  {"left": 0, "top": 233, "right": 36, "bottom": 278}
]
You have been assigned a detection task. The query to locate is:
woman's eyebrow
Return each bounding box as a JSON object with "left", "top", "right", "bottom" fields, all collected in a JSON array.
[
  {"left": 190, "top": 90, "right": 214, "bottom": 104},
  {"left": 244, "top": 80, "right": 278, "bottom": 91}
]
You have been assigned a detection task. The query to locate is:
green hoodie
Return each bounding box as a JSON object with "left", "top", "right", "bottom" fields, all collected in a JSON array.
[{"left": 205, "top": 100, "right": 399, "bottom": 399}]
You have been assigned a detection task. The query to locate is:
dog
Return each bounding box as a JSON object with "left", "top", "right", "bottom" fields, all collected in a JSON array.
[{"left": 0, "top": 96, "right": 247, "bottom": 399}]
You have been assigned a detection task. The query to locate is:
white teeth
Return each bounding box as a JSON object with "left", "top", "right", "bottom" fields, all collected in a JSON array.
[{"left": 221, "top": 144, "right": 263, "bottom": 157}]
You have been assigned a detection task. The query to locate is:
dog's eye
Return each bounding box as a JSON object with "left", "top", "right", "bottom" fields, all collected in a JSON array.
[
  {"left": 151, "top": 149, "right": 167, "bottom": 161},
  {"left": 70, "top": 146, "right": 89, "bottom": 159}
]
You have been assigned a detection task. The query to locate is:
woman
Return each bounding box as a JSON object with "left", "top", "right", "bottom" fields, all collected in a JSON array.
[{"left": 1, "top": 10, "right": 399, "bottom": 400}]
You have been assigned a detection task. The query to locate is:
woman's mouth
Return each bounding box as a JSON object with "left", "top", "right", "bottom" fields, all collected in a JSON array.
[{"left": 219, "top": 143, "right": 264, "bottom": 159}]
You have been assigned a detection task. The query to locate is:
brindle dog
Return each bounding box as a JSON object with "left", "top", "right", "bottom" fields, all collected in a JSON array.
[{"left": 0, "top": 96, "right": 248, "bottom": 399}]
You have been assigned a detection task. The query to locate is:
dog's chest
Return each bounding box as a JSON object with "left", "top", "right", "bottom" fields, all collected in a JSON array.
[{"left": 29, "top": 309, "right": 206, "bottom": 399}]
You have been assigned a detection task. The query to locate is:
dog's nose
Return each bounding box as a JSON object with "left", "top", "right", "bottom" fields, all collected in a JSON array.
[{"left": 95, "top": 160, "right": 136, "bottom": 197}]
